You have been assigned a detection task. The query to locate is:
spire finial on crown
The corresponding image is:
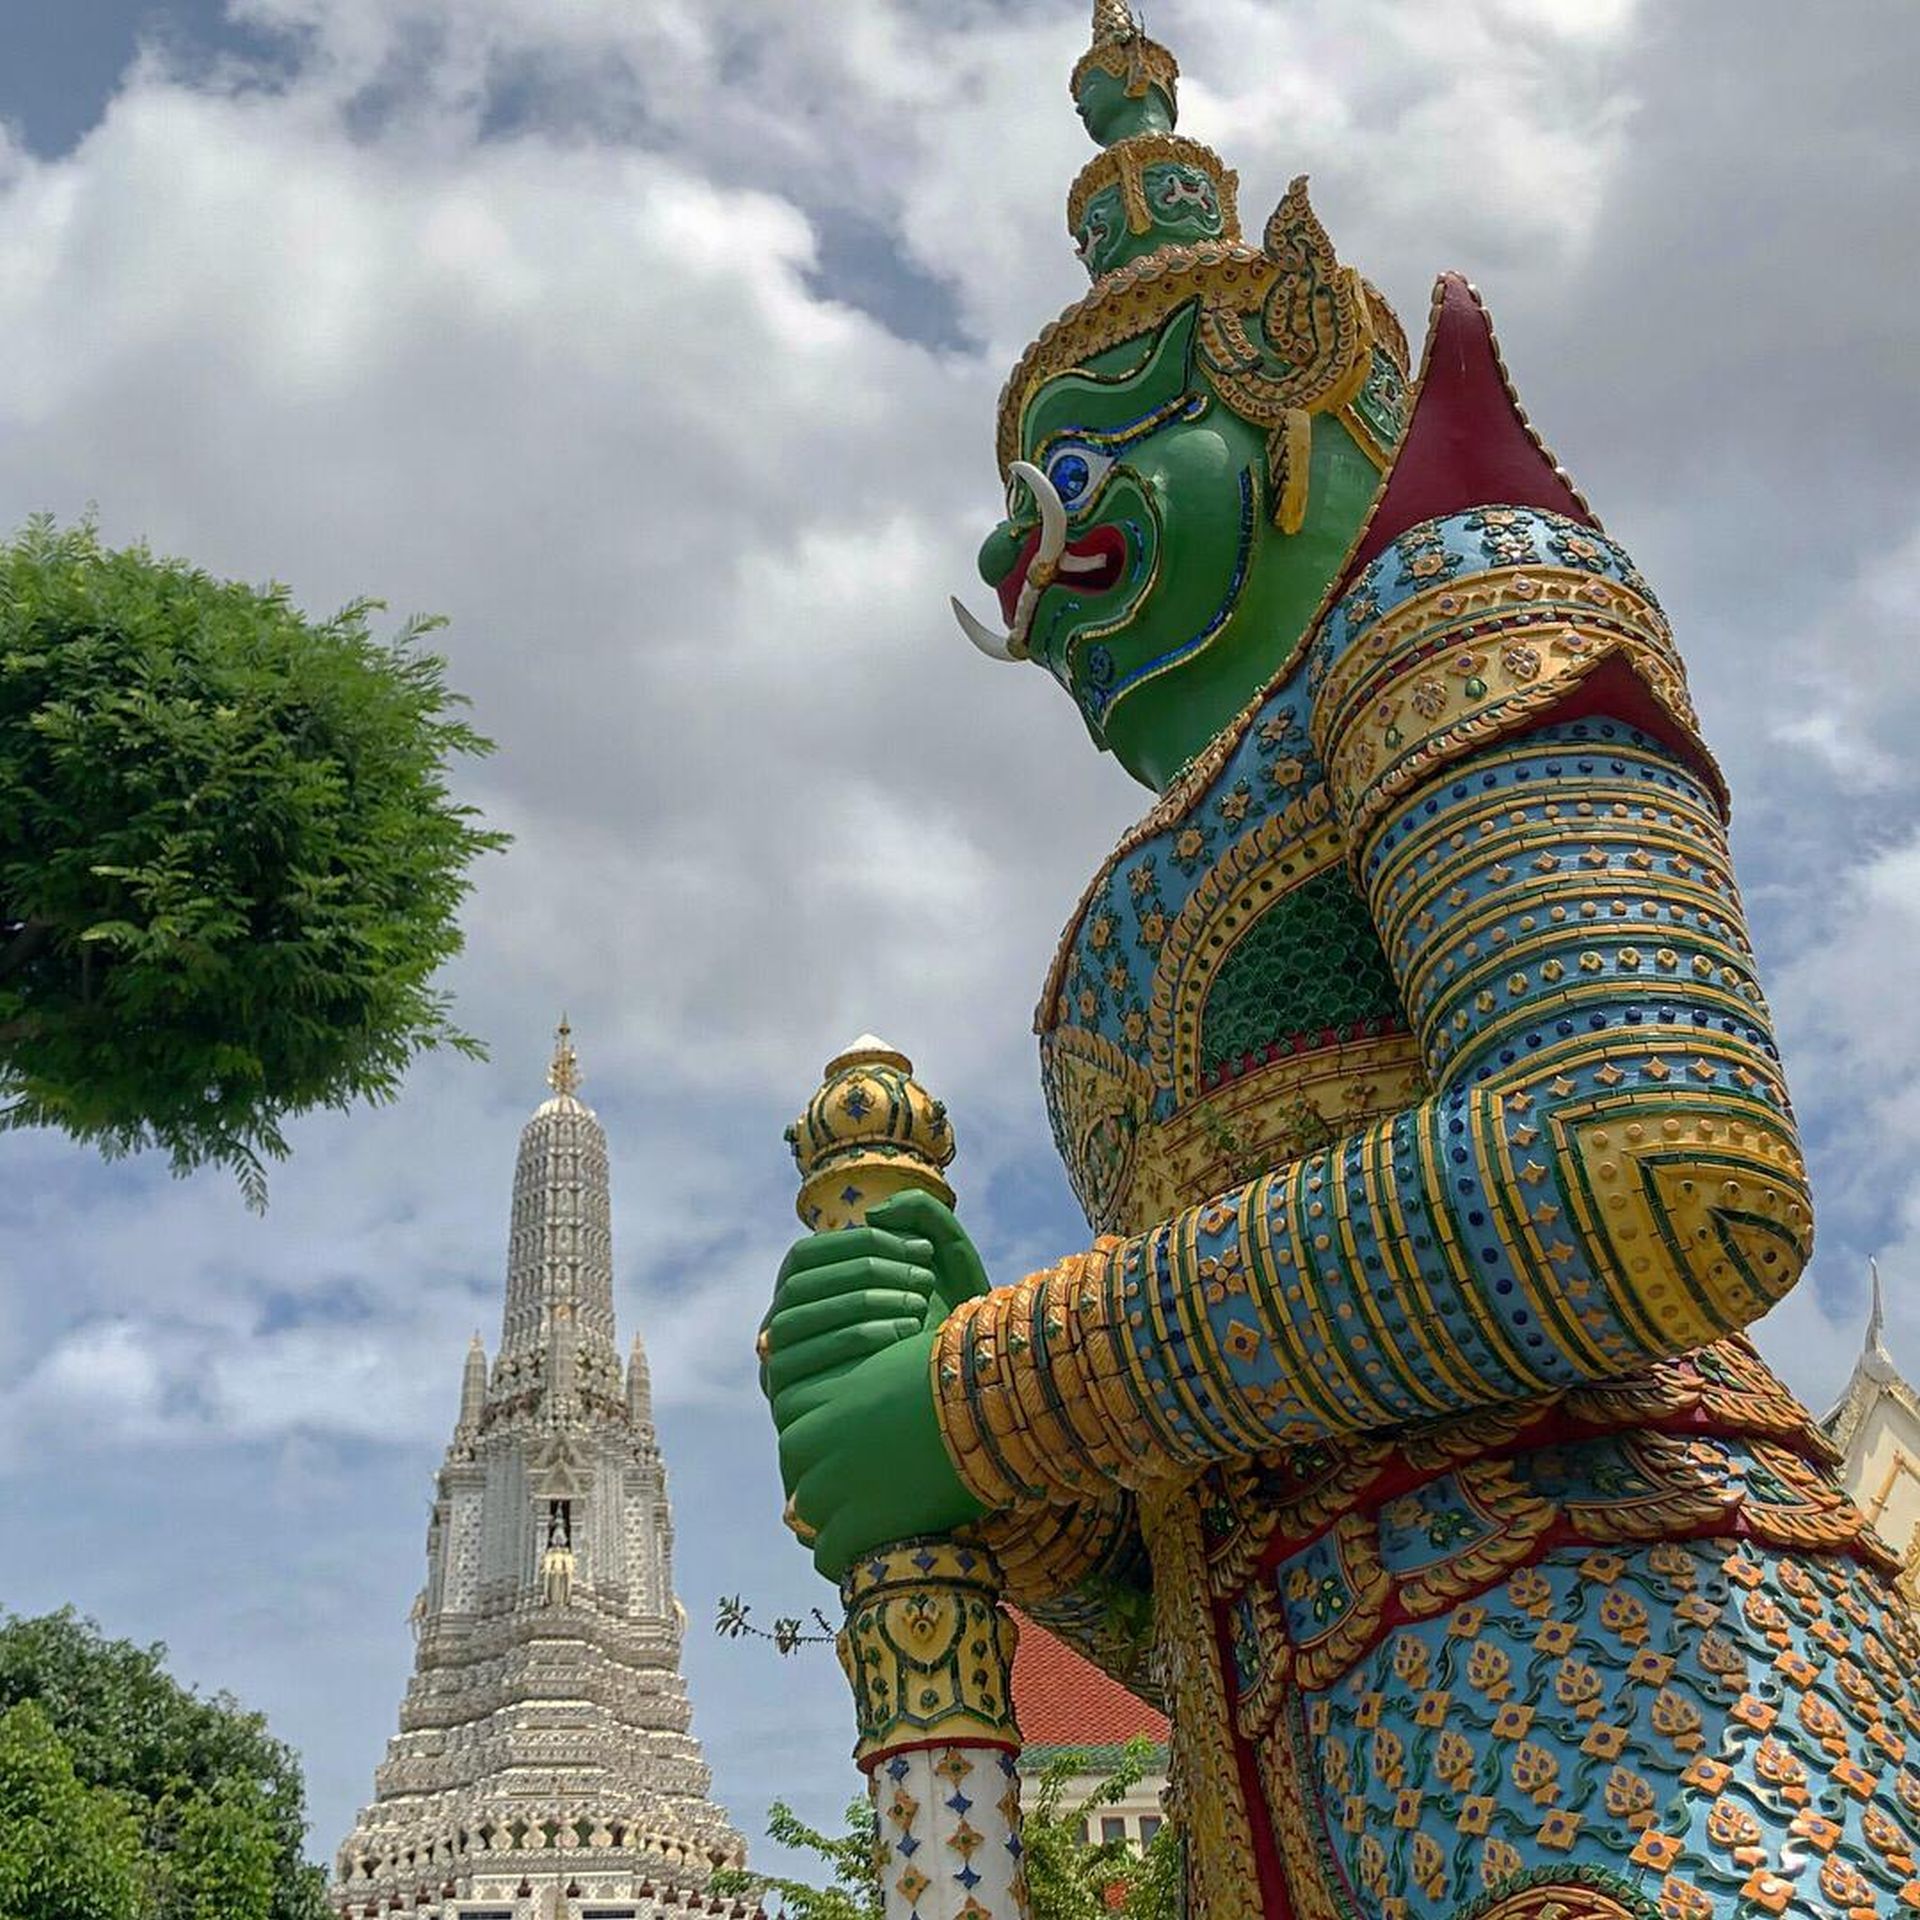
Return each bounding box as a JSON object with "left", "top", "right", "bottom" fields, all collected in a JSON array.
[
  {"left": 1073, "top": 0, "right": 1179, "bottom": 149},
  {"left": 548, "top": 1016, "right": 581, "bottom": 1099},
  {"left": 1064, "top": 1, "right": 1243, "bottom": 284}
]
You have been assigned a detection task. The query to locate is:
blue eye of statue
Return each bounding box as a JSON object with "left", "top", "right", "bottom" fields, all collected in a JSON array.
[
  {"left": 1044, "top": 444, "right": 1110, "bottom": 510},
  {"left": 1051, "top": 452, "right": 1092, "bottom": 502}
]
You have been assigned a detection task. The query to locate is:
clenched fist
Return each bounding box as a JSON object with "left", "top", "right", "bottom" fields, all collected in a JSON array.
[{"left": 761, "top": 1189, "right": 991, "bottom": 1579}]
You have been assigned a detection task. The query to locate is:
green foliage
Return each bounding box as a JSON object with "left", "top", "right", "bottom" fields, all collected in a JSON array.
[
  {"left": 1113, "top": 1817, "right": 1181, "bottom": 1920},
  {"left": 0, "top": 516, "right": 507, "bottom": 1203},
  {"left": 0, "top": 1609, "right": 328, "bottom": 1920},
  {"left": 164, "top": 1773, "right": 281, "bottom": 1920},
  {"left": 1021, "top": 1739, "right": 1177, "bottom": 1920},
  {"left": 712, "top": 1742, "right": 1179, "bottom": 1920},
  {"left": 710, "top": 1799, "right": 883, "bottom": 1920},
  {"left": 0, "top": 1700, "right": 144, "bottom": 1920}
]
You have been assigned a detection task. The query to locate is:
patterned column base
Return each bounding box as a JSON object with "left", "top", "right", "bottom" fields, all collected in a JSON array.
[{"left": 874, "top": 1744, "right": 1027, "bottom": 1920}]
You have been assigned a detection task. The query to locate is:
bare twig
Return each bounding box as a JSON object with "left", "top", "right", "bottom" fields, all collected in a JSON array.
[{"left": 714, "top": 1596, "right": 835, "bottom": 1653}]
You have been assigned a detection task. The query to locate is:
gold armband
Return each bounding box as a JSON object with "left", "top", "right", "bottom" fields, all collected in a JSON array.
[{"left": 930, "top": 1239, "right": 1133, "bottom": 1507}]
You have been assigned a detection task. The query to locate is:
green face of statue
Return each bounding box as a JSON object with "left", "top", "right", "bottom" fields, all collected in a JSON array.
[{"left": 976, "top": 302, "right": 1385, "bottom": 793}]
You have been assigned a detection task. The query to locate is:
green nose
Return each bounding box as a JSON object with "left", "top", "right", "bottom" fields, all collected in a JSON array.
[{"left": 978, "top": 520, "right": 1024, "bottom": 591}]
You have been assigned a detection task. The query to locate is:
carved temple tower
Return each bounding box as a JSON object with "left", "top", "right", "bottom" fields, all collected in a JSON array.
[{"left": 332, "top": 1025, "right": 746, "bottom": 1920}]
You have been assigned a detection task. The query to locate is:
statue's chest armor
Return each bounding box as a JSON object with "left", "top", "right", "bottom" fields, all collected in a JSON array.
[{"left": 1038, "top": 678, "right": 1427, "bottom": 1237}]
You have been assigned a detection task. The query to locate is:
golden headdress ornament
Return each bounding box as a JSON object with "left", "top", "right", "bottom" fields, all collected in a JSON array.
[
  {"left": 1073, "top": 0, "right": 1181, "bottom": 113},
  {"left": 995, "top": 4, "right": 1410, "bottom": 477}
]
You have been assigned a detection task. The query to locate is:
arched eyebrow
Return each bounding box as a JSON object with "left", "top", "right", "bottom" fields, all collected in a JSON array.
[{"left": 1033, "top": 390, "right": 1207, "bottom": 463}]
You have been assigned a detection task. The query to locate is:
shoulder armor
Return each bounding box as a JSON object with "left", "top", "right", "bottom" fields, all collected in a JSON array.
[{"left": 1308, "top": 508, "right": 1724, "bottom": 850}]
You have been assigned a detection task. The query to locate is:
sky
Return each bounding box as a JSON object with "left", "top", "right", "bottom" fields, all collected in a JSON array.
[{"left": 1, "top": 0, "right": 1918, "bottom": 1884}]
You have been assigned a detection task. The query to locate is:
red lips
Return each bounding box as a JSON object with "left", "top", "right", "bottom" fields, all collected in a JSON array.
[{"left": 995, "top": 524, "right": 1129, "bottom": 627}]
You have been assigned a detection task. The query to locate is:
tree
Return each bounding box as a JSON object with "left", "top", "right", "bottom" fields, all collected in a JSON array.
[
  {"left": 0, "top": 1700, "right": 144, "bottom": 1920},
  {"left": 1019, "top": 1741, "right": 1178, "bottom": 1920},
  {"left": 0, "top": 1609, "right": 328, "bottom": 1920},
  {"left": 711, "top": 1799, "right": 882, "bottom": 1920},
  {"left": 163, "top": 1773, "right": 282, "bottom": 1920},
  {"left": 0, "top": 516, "right": 506, "bottom": 1204}
]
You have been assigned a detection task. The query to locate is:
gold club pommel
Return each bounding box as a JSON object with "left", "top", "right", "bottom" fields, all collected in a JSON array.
[{"left": 787, "top": 1035, "right": 955, "bottom": 1233}]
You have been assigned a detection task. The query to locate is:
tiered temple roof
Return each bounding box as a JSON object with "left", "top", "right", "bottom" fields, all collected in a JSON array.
[
  {"left": 1825, "top": 1260, "right": 1920, "bottom": 1597},
  {"left": 331, "top": 1026, "right": 744, "bottom": 1920}
]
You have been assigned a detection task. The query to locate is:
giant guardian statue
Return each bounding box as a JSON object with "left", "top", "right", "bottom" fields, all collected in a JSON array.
[{"left": 761, "top": 10, "right": 1916, "bottom": 1917}]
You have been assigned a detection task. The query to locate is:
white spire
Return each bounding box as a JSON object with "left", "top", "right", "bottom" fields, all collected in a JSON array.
[
  {"left": 332, "top": 1020, "right": 743, "bottom": 1915},
  {"left": 627, "top": 1331, "right": 654, "bottom": 1432},
  {"left": 1864, "top": 1257, "right": 1896, "bottom": 1381},
  {"left": 459, "top": 1333, "right": 487, "bottom": 1426},
  {"left": 500, "top": 1023, "right": 618, "bottom": 1372}
]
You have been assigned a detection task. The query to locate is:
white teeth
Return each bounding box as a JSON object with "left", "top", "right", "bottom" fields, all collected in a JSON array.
[
  {"left": 1009, "top": 459, "right": 1068, "bottom": 568},
  {"left": 950, "top": 596, "right": 1023, "bottom": 663},
  {"left": 1057, "top": 550, "right": 1107, "bottom": 576},
  {"left": 953, "top": 463, "right": 1078, "bottom": 667}
]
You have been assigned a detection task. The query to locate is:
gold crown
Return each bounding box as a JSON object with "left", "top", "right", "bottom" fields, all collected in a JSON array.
[
  {"left": 787, "top": 1037, "right": 955, "bottom": 1232},
  {"left": 1070, "top": 1, "right": 1180, "bottom": 107},
  {"left": 997, "top": 178, "right": 1407, "bottom": 475},
  {"left": 1065, "top": 131, "right": 1242, "bottom": 258}
]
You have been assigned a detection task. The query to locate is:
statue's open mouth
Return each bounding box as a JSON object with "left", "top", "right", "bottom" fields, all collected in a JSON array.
[
  {"left": 952, "top": 460, "right": 1126, "bottom": 664},
  {"left": 997, "top": 524, "right": 1129, "bottom": 626}
]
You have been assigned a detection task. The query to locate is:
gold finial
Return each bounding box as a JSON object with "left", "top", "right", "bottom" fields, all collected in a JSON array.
[
  {"left": 787, "top": 1036, "right": 955, "bottom": 1232},
  {"left": 1073, "top": 0, "right": 1179, "bottom": 141},
  {"left": 548, "top": 1016, "right": 582, "bottom": 1098}
]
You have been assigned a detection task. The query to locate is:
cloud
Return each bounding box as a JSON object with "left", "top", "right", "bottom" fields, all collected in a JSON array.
[
  {"left": 16, "top": 1319, "right": 168, "bottom": 1435},
  {"left": 1183, "top": 0, "right": 1646, "bottom": 293}
]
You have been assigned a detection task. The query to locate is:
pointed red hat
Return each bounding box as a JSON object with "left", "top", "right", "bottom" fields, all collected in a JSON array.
[{"left": 1335, "top": 274, "right": 1598, "bottom": 594}]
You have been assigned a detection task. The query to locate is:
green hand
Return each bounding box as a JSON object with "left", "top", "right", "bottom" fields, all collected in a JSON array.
[{"left": 762, "top": 1189, "right": 991, "bottom": 1580}]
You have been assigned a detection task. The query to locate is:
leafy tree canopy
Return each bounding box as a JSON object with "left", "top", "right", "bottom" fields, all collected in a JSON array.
[
  {"left": 712, "top": 1799, "right": 881, "bottom": 1920},
  {"left": 0, "top": 1700, "right": 144, "bottom": 1920},
  {"left": 0, "top": 1608, "right": 328, "bottom": 1920},
  {"left": 1019, "top": 1740, "right": 1177, "bottom": 1920},
  {"left": 0, "top": 516, "right": 506, "bottom": 1203}
]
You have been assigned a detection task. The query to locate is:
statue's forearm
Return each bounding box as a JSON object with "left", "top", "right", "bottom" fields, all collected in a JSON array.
[{"left": 933, "top": 724, "right": 1812, "bottom": 1506}]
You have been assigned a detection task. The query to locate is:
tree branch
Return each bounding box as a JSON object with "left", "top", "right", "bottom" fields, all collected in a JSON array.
[{"left": 0, "top": 920, "right": 54, "bottom": 983}]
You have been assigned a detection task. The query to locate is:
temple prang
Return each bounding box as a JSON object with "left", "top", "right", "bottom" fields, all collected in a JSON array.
[{"left": 333, "top": 1025, "right": 744, "bottom": 1920}]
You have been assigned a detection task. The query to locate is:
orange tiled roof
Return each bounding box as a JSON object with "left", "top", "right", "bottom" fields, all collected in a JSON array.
[{"left": 1009, "top": 1613, "right": 1168, "bottom": 1749}]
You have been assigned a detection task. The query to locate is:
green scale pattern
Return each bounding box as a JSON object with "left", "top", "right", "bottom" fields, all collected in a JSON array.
[{"left": 1198, "top": 869, "right": 1402, "bottom": 1084}]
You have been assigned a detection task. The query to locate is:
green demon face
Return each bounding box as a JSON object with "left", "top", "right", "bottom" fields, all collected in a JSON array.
[{"left": 964, "top": 301, "right": 1386, "bottom": 793}]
